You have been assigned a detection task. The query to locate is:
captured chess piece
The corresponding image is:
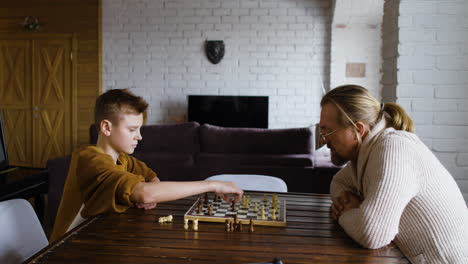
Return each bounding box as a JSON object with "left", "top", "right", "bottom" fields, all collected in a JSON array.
[
  {"left": 193, "top": 219, "right": 199, "bottom": 231},
  {"left": 184, "top": 219, "right": 189, "bottom": 230},
  {"left": 158, "top": 215, "right": 173, "bottom": 223},
  {"left": 237, "top": 221, "right": 243, "bottom": 232},
  {"left": 249, "top": 218, "right": 254, "bottom": 232}
]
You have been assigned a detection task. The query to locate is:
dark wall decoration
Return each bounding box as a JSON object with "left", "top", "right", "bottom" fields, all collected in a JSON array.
[{"left": 205, "top": 40, "right": 225, "bottom": 64}]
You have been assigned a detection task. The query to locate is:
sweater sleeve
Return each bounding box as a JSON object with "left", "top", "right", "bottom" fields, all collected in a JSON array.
[
  {"left": 330, "top": 165, "right": 355, "bottom": 198},
  {"left": 338, "top": 135, "right": 419, "bottom": 249},
  {"left": 76, "top": 149, "right": 146, "bottom": 217},
  {"left": 126, "top": 154, "right": 158, "bottom": 182}
]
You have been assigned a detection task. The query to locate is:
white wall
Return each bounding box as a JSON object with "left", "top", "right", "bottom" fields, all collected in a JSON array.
[
  {"left": 383, "top": 0, "right": 468, "bottom": 202},
  {"left": 331, "top": 0, "right": 384, "bottom": 98},
  {"left": 102, "top": 0, "right": 332, "bottom": 128}
]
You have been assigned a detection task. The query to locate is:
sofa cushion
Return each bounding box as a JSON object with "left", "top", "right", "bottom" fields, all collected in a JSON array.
[
  {"left": 196, "top": 153, "right": 314, "bottom": 168},
  {"left": 200, "top": 124, "right": 314, "bottom": 154},
  {"left": 90, "top": 122, "right": 200, "bottom": 153},
  {"left": 136, "top": 122, "right": 200, "bottom": 153},
  {"left": 132, "top": 152, "right": 194, "bottom": 167}
]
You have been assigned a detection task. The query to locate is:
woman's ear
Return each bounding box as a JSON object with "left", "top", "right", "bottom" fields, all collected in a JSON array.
[
  {"left": 100, "top": 120, "right": 112, "bottom": 137},
  {"left": 354, "top": 121, "right": 369, "bottom": 138}
]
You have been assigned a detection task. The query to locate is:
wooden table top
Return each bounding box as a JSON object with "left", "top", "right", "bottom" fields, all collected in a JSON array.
[{"left": 27, "top": 192, "right": 409, "bottom": 264}]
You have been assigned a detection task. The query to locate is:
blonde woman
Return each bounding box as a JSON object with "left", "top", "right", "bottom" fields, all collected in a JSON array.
[{"left": 320, "top": 85, "right": 468, "bottom": 263}]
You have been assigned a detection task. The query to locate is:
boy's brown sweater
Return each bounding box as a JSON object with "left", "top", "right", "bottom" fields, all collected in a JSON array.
[{"left": 50, "top": 146, "right": 157, "bottom": 242}]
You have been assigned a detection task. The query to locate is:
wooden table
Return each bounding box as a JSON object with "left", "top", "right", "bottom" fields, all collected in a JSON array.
[{"left": 27, "top": 192, "right": 409, "bottom": 264}]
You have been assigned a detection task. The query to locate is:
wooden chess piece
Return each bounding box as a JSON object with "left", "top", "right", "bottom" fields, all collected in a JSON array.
[
  {"left": 231, "top": 201, "right": 236, "bottom": 212},
  {"left": 193, "top": 219, "right": 199, "bottom": 231},
  {"left": 184, "top": 219, "right": 189, "bottom": 230},
  {"left": 237, "top": 221, "right": 243, "bottom": 232},
  {"left": 271, "top": 208, "right": 277, "bottom": 220},
  {"left": 249, "top": 219, "right": 254, "bottom": 232},
  {"left": 208, "top": 204, "right": 214, "bottom": 216},
  {"left": 225, "top": 219, "right": 230, "bottom": 232},
  {"left": 260, "top": 205, "right": 266, "bottom": 220},
  {"left": 197, "top": 202, "right": 203, "bottom": 214}
]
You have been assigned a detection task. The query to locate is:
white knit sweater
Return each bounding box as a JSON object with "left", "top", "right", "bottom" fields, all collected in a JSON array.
[{"left": 331, "top": 120, "right": 468, "bottom": 264}]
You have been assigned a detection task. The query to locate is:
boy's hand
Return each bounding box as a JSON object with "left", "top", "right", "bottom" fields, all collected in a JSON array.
[
  {"left": 211, "top": 181, "right": 244, "bottom": 204},
  {"left": 136, "top": 202, "right": 157, "bottom": 210}
]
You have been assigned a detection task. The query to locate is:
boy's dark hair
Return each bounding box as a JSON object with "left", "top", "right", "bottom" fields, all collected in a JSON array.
[{"left": 94, "top": 89, "right": 148, "bottom": 127}]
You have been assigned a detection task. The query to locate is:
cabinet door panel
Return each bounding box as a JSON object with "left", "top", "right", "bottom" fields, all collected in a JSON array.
[
  {"left": 33, "top": 39, "right": 73, "bottom": 167},
  {"left": 0, "top": 39, "right": 33, "bottom": 166}
]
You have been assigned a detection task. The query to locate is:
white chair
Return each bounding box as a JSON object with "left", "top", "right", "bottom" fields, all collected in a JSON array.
[
  {"left": 0, "top": 199, "right": 48, "bottom": 264},
  {"left": 205, "top": 174, "right": 288, "bottom": 192}
]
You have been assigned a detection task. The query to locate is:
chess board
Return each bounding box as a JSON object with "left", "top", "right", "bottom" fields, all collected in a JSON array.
[{"left": 184, "top": 193, "right": 286, "bottom": 227}]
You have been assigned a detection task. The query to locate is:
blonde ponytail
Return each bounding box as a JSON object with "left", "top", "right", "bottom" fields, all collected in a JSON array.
[{"left": 321, "top": 85, "right": 415, "bottom": 132}]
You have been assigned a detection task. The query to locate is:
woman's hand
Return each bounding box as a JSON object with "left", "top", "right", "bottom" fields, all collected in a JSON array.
[{"left": 331, "top": 191, "right": 363, "bottom": 221}]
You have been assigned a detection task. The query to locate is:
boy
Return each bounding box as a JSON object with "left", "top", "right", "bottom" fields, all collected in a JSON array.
[{"left": 50, "top": 89, "right": 243, "bottom": 242}]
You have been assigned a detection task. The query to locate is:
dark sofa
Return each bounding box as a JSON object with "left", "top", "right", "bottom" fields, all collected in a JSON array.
[{"left": 47, "top": 122, "right": 340, "bottom": 227}]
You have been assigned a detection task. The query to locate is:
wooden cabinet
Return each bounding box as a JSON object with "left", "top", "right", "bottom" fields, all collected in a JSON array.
[{"left": 0, "top": 35, "right": 76, "bottom": 168}]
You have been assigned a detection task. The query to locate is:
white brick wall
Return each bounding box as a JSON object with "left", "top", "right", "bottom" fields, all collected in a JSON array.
[
  {"left": 383, "top": 0, "right": 468, "bottom": 203},
  {"left": 103, "top": 0, "right": 331, "bottom": 128}
]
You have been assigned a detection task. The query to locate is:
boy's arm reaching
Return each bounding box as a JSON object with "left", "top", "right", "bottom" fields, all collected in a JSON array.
[{"left": 130, "top": 180, "right": 243, "bottom": 204}]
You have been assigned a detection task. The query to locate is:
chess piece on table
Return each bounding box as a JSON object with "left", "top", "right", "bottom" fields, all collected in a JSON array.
[
  {"left": 158, "top": 215, "right": 173, "bottom": 223},
  {"left": 193, "top": 219, "right": 199, "bottom": 231},
  {"left": 237, "top": 221, "right": 243, "bottom": 232},
  {"left": 184, "top": 219, "right": 189, "bottom": 230},
  {"left": 225, "top": 219, "right": 230, "bottom": 232},
  {"left": 249, "top": 218, "right": 254, "bottom": 232},
  {"left": 260, "top": 205, "right": 266, "bottom": 220}
]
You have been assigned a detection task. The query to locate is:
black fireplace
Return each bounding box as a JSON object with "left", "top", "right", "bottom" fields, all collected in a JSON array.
[{"left": 188, "top": 95, "right": 268, "bottom": 128}]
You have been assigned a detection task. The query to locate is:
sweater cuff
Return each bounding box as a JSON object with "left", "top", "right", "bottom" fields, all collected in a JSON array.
[{"left": 116, "top": 174, "right": 145, "bottom": 209}]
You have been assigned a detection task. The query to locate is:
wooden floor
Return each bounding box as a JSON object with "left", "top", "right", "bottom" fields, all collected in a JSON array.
[{"left": 27, "top": 192, "right": 409, "bottom": 264}]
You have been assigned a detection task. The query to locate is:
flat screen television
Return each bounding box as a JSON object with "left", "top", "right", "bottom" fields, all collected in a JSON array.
[
  {"left": 0, "top": 112, "right": 9, "bottom": 171},
  {"left": 188, "top": 95, "right": 268, "bottom": 128}
]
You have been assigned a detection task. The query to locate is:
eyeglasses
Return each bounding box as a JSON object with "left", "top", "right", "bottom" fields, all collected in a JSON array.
[{"left": 319, "top": 127, "right": 346, "bottom": 142}]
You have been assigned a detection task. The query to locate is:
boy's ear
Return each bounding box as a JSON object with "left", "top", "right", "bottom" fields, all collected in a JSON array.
[{"left": 100, "top": 119, "right": 112, "bottom": 137}]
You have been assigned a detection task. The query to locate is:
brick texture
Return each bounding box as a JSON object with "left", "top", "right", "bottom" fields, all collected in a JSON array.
[
  {"left": 103, "top": 0, "right": 331, "bottom": 128},
  {"left": 382, "top": 0, "right": 468, "bottom": 202}
]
